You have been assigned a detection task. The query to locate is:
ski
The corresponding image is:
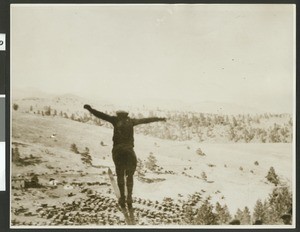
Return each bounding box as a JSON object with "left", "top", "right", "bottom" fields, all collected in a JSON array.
[
  {"left": 128, "top": 208, "right": 136, "bottom": 225},
  {"left": 107, "top": 168, "right": 132, "bottom": 225}
]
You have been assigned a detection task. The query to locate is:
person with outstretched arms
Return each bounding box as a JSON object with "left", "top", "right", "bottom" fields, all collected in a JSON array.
[{"left": 83, "top": 104, "right": 166, "bottom": 208}]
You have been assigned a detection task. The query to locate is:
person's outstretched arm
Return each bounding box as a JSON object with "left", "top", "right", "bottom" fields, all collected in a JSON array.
[
  {"left": 133, "top": 117, "right": 167, "bottom": 126},
  {"left": 83, "top": 104, "right": 115, "bottom": 124}
]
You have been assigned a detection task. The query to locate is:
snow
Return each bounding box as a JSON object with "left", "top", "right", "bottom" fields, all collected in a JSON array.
[
  {"left": 11, "top": 94, "right": 294, "bottom": 223},
  {"left": 133, "top": 136, "right": 292, "bottom": 214}
]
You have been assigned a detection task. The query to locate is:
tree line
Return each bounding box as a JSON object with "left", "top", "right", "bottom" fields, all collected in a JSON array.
[{"left": 16, "top": 104, "right": 293, "bottom": 143}]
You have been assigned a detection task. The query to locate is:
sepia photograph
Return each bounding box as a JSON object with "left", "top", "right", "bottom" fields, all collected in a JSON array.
[{"left": 10, "top": 4, "right": 295, "bottom": 228}]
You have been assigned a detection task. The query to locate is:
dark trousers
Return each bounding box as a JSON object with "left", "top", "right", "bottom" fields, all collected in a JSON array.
[{"left": 112, "top": 145, "right": 137, "bottom": 199}]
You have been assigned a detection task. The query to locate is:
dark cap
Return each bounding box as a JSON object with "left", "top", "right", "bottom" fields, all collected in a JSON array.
[{"left": 116, "top": 110, "right": 129, "bottom": 117}]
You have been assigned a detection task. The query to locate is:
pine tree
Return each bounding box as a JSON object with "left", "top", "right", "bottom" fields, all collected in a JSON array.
[
  {"left": 241, "top": 206, "right": 251, "bottom": 225},
  {"left": 257, "top": 200, "right": 272, "bottom": 224},
  {"left": 232, "top": 116, "right": 238, "bottom": 127},
  {"left": 229, "top": 126, "right": 236, "bottom": 141},
  {"left": 195, "top": 199, "right": 217, "bottom": 225},
  {"left": 253, "top": 199, "right": 267, "bottom": 223},
  {"left": 183, "top": 205, "right": 195, "bottom": 224},
  {"left": 222, "top": 204, "right": 232, "bottom": 224},
  {"left": 12, "top": 147, "right": 21, "bottom": 163},
  {"left": 234, "top": 208, "right": 243, "bottom": 221},
  {"left": 215, "top": 202, "right": 232, "bottom": 224},
  {"left": 266, "top": 167, "right": 279, "bottom": 186},
  {"left": 225, "top": 115, "right": 230, "bottom": 125},
  {"left": 269, "top": 124, "right": 281, "bottom": 143},
  {"left": 267, "top": 187, "right": 292, "bottom": 224},
  {"left": 44, "top": 106, "right": 51, "bottom": 116},
  {"left": 145, "top": 154, "right": 157, "bottom": 171}
]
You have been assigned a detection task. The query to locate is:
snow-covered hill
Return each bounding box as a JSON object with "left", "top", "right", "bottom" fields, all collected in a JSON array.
[{"left": 11, "top": 107, "right": 293, "bottom": 227}]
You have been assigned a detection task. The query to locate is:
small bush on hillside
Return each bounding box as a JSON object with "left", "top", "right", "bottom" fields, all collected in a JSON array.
[
  {"left": 70, "top": 143, "right": 79, "bottom": 154},
  {"left": 12, "top": 147, "right": 21, "bottom": 163},
  {"left": 44, "top": 106, "right": 51, "bottom": 116},
  {"left": 145, "top": 154, "right": 158, "bottom": 171},
  {"left": 80, "top": 147, "right": 92, "bottom": 165},
  {"left": 201, "top": 172, "right": 207, "bottom": 181},
  {"left": 266, "top": 166, "right": 279, "bottom": 186},
  {"left": 196, "top": 148, "right": 205, "bottom": 156},
  {"left": 13, "top": 104, "right": 19, "bottom": 111}
]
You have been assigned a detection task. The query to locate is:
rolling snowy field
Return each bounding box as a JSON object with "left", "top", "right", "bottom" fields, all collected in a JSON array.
[{"left": 10, "top": 95, "right": 294, "bottom": 227}]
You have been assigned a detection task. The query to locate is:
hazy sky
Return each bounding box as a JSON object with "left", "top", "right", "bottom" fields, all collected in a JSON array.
[{"left": 11, "top": 4, "right": 295, "bottom": 113}]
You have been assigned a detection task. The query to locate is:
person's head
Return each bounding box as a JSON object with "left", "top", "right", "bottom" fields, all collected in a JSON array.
[
  {"left": 116, "top": 110, "right": 129, "bottom": 118},
  {"left": 281, "top": 214, "right": 292, "bottom": 225}
]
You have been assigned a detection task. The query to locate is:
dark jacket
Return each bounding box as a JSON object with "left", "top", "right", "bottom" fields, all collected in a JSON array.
[{"left": 87, "top": 108, "right": 165, "bottom": 147}]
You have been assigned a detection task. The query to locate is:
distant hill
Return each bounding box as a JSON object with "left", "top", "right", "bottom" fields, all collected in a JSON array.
[{"left": 12, "top": 88, "right": 267, "bottom": 115}]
